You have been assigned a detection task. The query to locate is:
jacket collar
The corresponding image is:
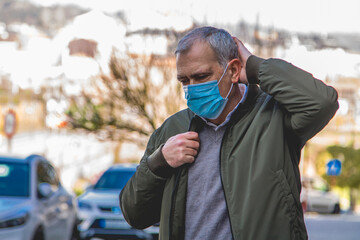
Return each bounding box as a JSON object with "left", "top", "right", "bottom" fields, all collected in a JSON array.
[{"left": 230, "top": 84, "right": 260, "bottom": 122}]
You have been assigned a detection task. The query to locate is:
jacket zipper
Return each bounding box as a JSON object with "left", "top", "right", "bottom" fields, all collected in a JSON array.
[
  {"left": 219, "top": 102, "right": 252, "bottom": 239},
  {"left": 168, "top": 116, "right": 236, "bottom": 239},
  {"left": 168, "top": 116, "right": 197, "bottom": 240},
  {"left": 219, "top": 126, "right": 235, "bottom": 239},
  {"left": 169, "top": 167, "right": 182, "bottom": 240},
  {"left": 168, "top": 86, "right": 255, "bottom": 239}
]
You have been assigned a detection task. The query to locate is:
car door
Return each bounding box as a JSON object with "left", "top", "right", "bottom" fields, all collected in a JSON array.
[
  {"left": 48, "top": 165, "right": 75, "bottom": 240},
  {"left": 37, "top": 161, "right": 65, "bottom": 240},
  {"left": 306, "top": 178, "right": 334, "bottom": 213}
]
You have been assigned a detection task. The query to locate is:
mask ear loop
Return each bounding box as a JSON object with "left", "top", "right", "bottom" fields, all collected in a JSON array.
[
  {"left": 225, "top": 81, "right": 234, "bottom": 99},
  {"left": 217, "top": 64, "right": 229, "bottom": 86},
  {"left": 217, "top": 63, "right": 234, "bottom": 99}
]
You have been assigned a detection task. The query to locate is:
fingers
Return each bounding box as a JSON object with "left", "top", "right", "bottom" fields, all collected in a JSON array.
[
  {"left": 184, "top": 132, "right": 200, "bottom": 149},
  {"left": 232, "top": 36, "right": 252, "bottom": 64},
  {"left": 232, "top": 36, "right": 245, "bottom": 49},
  {"left": 182, "top": 145, "right": 199, "bottom": 156},
  {"left": 232, "top": 36, "right": 252, "bottom": 84},
  {"left": 162, "top": 132, "right": 200, "bottom": 168},
  {"left": 232, "top": 36, "right": 242, "bottom": 45},
  {"left": 184, "top": 131, "right": 200, "bottom": 141},
  {"left": 183, "top": 155, "right": 196, "bottom": 164},
  {"left": 232, "top": 36, "right": 243, "bottom": 55}
]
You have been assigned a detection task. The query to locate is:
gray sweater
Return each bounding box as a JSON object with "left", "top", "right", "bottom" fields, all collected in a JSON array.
[{"left": 185, "top": 84, "right": 247, "bottom": 240}]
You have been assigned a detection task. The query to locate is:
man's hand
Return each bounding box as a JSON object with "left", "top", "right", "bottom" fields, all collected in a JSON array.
[
  {"left": 233, "top": 37, "right": 252, "bottom": 84},
  {"left": 162, "top": 131, "right": 200, "bottom": 168}
]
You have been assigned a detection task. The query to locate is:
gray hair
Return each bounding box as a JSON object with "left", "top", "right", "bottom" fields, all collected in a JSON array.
[{"left": 175, "top": 26, "right": 239, "bottom": 67}]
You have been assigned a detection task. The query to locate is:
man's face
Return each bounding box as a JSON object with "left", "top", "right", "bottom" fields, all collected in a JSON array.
[{"left": 176, "top": 41, "right": 231, "bottom": 98}]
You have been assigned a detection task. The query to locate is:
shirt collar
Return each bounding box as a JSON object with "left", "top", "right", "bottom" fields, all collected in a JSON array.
[{"left": 201, "top": 83, "right": 248, "bottom": 131}]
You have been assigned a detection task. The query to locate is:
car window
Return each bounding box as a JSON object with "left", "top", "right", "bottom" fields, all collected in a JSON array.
[
  {"left": 37, "top": 162, "right": 59, "bottom": 192},
  {"left": 303, "top": 178, "right": 329, "bottom": 192},
  {"left": 0, "top": 162, "right": 30, "bottom": 197},
  {"left": 47, "top": 164, "right": 60, "bottom": 187},
  {"left": 310, "top": 178, "right": 329, "bottom": 192},
  {"left": 94, "top": 170, "right": 135, "bottom": 190}
]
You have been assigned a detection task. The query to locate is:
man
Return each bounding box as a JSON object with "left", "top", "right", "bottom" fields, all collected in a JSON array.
[{"left": 120, "top": 26, "right": 338, "bottom": 240}]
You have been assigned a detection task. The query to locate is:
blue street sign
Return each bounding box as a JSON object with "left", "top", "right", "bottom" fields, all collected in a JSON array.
[{"left": 326, "top": 159, "right": 342, "bottom": 176}]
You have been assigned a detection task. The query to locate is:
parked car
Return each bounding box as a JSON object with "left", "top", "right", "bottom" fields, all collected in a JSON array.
[
  {"left": 301, "top": 177, "right": 341, "bottom": 214},
  {"left": 0, "top": 154, "right": 79, "bottom": 240},
  {"left": 77, "top": 164, "right": 158, "bottom": 240}
]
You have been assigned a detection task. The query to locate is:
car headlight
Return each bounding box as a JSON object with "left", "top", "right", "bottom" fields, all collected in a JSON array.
[
  {"left": 0, "top": 210, "right": 30, "bottom": 228},
  {"left": 78, "top": 201, "right": 92, "bottom": 211}
]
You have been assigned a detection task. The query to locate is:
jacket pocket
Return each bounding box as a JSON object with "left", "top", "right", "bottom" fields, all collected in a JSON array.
[{"left": 275, "top": 169, "right": 304, "bottom": 240}]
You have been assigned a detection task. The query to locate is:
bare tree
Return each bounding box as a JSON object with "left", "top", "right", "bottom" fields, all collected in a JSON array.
[{"left": 66, "top": 49, "right": 185, "bottom": 147}]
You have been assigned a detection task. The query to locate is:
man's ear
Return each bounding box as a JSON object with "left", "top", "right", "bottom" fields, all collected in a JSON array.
[{"left": 228, "top": 59, "right": 241, "bottom": 83}]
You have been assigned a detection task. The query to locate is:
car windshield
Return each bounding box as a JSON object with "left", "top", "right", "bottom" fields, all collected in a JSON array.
[
  {"left": 0, "top": 161, "right": 30, "bottom": 197},
  {"left": 94, "top": 170, "right": 135, "bottom": 190},
  {"left": 303, "top": 178, "right": 329, "bottom": 192}
]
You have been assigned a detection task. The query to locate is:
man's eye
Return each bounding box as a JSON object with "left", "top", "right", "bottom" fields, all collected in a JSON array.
[
  {"left": 194, "top": 75, "right": 209, "bottom": 80},
  {"left": 179, "top": 79, "right": 189, "bottom": 84}
]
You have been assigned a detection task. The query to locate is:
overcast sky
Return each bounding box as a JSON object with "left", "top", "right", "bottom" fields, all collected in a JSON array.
[{"left": 30, "top": 0, "right": 360, "bottom": 34}]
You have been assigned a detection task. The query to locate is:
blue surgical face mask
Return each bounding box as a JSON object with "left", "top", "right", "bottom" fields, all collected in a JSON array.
[{"left": 183, "top": 64, "right": 233, "bottom": 119}]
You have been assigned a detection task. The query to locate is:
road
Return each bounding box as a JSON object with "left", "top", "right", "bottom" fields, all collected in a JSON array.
[{"left": 305, "top": 213, "right": 360, "bottom": 240}]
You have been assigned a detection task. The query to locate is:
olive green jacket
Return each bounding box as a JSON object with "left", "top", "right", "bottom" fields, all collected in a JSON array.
[{"left": 120, "top": 57, "right": 338, "bottom": 240}]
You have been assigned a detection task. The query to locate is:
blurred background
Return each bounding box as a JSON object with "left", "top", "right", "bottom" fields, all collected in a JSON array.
[{"left": 0, "top": 0, "right": 360, "bottom": 238}]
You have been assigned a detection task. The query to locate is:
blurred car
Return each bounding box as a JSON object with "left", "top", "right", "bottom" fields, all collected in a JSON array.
[
  {"left": 77, "top": 164, "right": 158, "bottom": 240},
  {"left": 0, "top": 154, "right": 79, "bottom": 240},
  {"left": 301, "top": 177, "right": 340, "bottom": 214}
]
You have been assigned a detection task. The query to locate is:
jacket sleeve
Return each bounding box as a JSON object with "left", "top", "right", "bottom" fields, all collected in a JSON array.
[
  {"left": 119, "top": 128, "right": 174, "bottom": 229},
  {"left": 247, "top": 55, "right": 339, "bottom": 146}
]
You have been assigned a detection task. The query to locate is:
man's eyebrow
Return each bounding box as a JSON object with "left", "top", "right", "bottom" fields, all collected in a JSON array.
[
  {"left": 190, "top": 71, "right": 212, "bottom": 79},
  {"left": 177, "top": 68, "right": 213, "bottom": 80},
  {"left": 177, "top": 75, "right": 186, "bottom": 80}
]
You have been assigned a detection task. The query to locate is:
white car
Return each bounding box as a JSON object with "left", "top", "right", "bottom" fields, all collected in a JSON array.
[
  {"left": 301, "top": 177, "right": 340, "bottom": 214},
  {"left": 77, "top": 164, "right": 158, "bottom": 240},
  {"left": 0, "top": 154, "right": 79, "bottom": 240}
]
